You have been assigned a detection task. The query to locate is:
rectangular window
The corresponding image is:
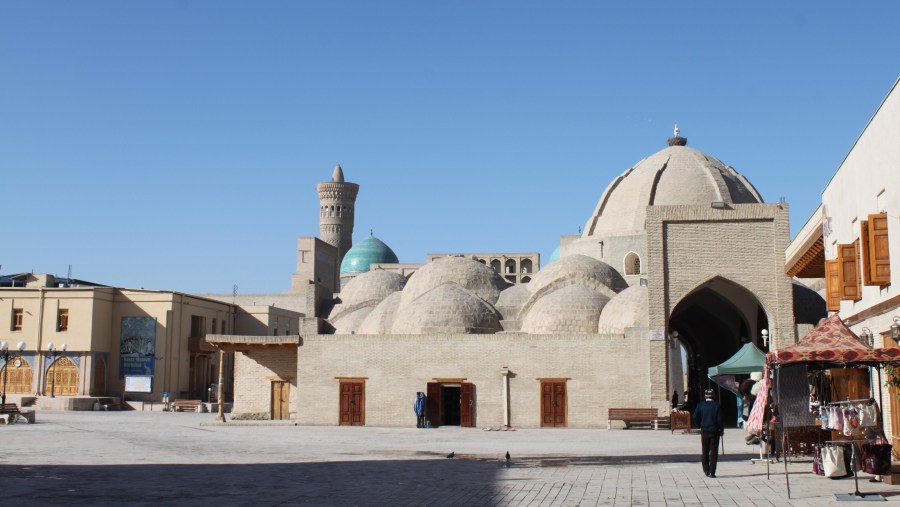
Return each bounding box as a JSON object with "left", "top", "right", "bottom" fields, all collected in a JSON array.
[
  {"left": 12, "top": 308, "right": 24, "bottom": 331},
  {"left": 190, "top": 315, "right": 206, "bottom": 337},
  {"left": 212, "top": 318, "right": 217, "bottom": 335},
  {"left": 57, "top": 308, "right": 69, "bottom": 332},
  {"left": 220, "top": 320, "right": 226, "bottom": 333},
  {"left": 825, "top": 259, "right": 841, "bottom": 312},
  {"left": 859, "top": 213, "right": 891, "bottom": 286},
  {"left": 837, "top": 242, "right": 862, "bottom": 301}
]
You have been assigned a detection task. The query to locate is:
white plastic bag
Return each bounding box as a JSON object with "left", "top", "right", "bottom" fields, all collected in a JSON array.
[{"left": 823, "top": 446, "right": 846, "bottom": 478}]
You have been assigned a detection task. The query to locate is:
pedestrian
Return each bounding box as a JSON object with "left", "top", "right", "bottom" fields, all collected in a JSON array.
[
  {"left": 671, "top": 390, "right": 679, "bottom": 410},
  {"left": 414, "top": 392, "right": 426, "bottom": 428},
  {"left": 692, "top": 388, "right": 724, "bottom": 478}
]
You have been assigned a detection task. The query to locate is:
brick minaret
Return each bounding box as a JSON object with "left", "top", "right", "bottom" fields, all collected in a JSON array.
[{"left": 317, "top": 164, "right": 359, "bottom": 267}]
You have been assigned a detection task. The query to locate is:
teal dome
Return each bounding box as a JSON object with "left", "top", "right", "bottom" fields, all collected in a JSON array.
[
  {"left": 548, "top": 245, "right": 561, "bottom": 264},
  {"left": 340, "top": 235, "right": 399, "bottom": 274}
]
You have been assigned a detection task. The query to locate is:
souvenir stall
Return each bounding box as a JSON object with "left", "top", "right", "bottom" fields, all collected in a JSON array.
[
  {"left": 766, "top": 314, "right": 900, "bottom": 501},
  {"left": 707, "top": 341, "right": 767, "bottom": 428}
]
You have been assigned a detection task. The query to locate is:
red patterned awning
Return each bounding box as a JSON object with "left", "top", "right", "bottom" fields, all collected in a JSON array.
[{"left": 768, "top": 313, "right": 900, "bottom": 365}]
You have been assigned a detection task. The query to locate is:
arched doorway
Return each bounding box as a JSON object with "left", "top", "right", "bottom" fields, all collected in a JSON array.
[
  {"left": 1, "top": 356, "right": 33, "bottom": 394},
  {"left": 46, "top": 356, "right": 79, "bottom": 396},
  {"left": 668, "top": 277, "right": 768, "bottom": 426}
]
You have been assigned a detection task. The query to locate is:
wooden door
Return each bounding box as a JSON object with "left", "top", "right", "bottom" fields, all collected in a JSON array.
[
  {"left": 271, "top": 381, "right": 290, "bottom": 420},
  {"left": 48, "top": 356, "right": 79, "bottom": 396},
  {"left": 460, "top": 383, "right": 475, "bottom": 427},
  {"left": 92, "top": 359, "right": 106, "bottom": 396},
  {"left": 541, "top": 381, "right": 567, "bottom": 427},
  {"left": 1, "top": 356, "right": 32, "bottom": 394},
  {"left": 339, "top": 381, "right": 365, "bottom": 426},
  {"left": 426, "top": 382, "right": 442, "bottom": 428}
]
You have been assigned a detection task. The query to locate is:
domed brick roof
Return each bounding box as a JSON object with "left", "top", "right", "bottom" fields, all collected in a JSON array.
[
  {"left": 400, "top": 255, "right": 509, "bottom": 308},
  {"left": 391, "top": 283, "right": 501, "bottom": 334},
  {"left": 521, "top": 284, "right": 609, "bottom": 334},
  {"left": 526, "top": 254, "right": 626, "bottom": 300},
  {"left": 583, "top": 143, "right": 763, "bottom": 238},
  {"left": 357, "top": 291, "right": 403, "bottom": 335},
  {"left": 331, "top": 306, "right": 374, "bottom": 335},
  {"left": 494, "top": 284, "right": 530, "bottom": 320},
  {"left": 597, "top": 284, "right": 649, "bottom": 334}
]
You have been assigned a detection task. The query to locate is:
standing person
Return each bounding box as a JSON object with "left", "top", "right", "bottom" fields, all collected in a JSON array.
[
  {"left": 414, "top": 392, "right": 426, "bottom": 428},
  {"left": 692, "top": 388, "right": 724, "bottom": 478},
  {"left": 671, "top": 390, "right": 679, "bottom": 410}
]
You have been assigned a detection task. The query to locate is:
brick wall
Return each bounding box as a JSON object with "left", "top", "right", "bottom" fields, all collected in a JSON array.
[
  {"left": 232, "top": 347, "right": 297, "bottom": 420},
  {"left": 295, "top": 330, "right": 651, "bottom": 428}
]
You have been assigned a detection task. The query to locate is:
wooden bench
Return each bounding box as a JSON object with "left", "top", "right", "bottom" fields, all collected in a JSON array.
[
  {"left": 171, "top": 399, "right": 202, "bottom": 413},
  {"left": 0, "top": 403, "right": 35, "bottom": 424},
  {"left": 607, "top": 408, "right": 668, "bottom": 430}
]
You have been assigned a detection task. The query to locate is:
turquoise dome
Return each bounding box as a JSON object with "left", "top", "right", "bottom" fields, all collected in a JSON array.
[
  {"left": 340, "top": 235, "right": 399, "bottom": 274},
  {"left": 548, "top": 245, "right": 561, "bottom": 264}
]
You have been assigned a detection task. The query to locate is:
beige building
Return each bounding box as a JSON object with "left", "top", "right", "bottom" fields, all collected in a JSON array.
[
  {"left": 787, "top": 76, "right": 899, "bottom": 441},
  {"left": 215, "top": 132, "right": 818, "bottom": 428},
  {"left": 0, "top": 274, "right": 303, "bottom": 409}
]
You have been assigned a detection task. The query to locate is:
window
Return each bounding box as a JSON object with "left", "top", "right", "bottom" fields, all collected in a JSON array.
[
  {"left": 190, "top": 315, "right": 206, "bottom": 337},
  {"left": 825, "top": 259, "right": 840, "bottom": 311},
  {"left": 859, "top": 213, "right": 891, "bottom": 286},
  {"left": 837, "top": 242, "right": 861, "bottom": 301},
  {"left": 12, "top": 308, "right": 23, "bottom": 331},
  {"left": 220, "top": 320, "right": 226, "bottom": 333},
  {"left": 212, "top": 318, "right": 217, "bottom": 335},
  {"left": 57, "top": 309, "right": 69, "bottom": 332},
  {"left": 624, "top": 252, "right": 642, "bottom": 275}
]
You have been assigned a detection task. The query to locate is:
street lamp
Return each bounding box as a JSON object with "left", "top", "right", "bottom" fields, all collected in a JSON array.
[
  {"left": 1, "top": 340, "right": 27, "bottom": 409},
  {"left": 46, "top": 343, "right": 67, "bottom": 398},
  {"left": 761, "top": 329, "right": 769, "bottom": 349}
]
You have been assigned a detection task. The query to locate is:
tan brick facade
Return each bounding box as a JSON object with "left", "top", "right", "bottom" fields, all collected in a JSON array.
[
  {"left": 293, "top": 331, "right": 651, "bottom": 428},
  {"left": 232, "top": 346, "right": 298, "bottom": 420}
]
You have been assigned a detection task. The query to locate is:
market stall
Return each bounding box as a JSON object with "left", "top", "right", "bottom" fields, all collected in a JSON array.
[{"left": 766, "top": 313, "right": 900, "bottom": 500}]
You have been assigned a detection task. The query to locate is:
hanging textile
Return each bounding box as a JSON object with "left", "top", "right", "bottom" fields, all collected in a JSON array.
[
  {"left": 747, "top": 368, "right": 770, "bottom": 435},
  {"left": 779, "top": 364, "right": 816, "bottom": 428}
]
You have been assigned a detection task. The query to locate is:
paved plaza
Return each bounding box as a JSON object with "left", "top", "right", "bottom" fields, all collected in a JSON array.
[{"left": 1, "top": 411, "right": 898, "bottom": 506}]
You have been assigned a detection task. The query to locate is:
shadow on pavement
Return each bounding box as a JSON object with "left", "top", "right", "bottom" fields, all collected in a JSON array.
[{"left": 0, "top": 460, "right": 500, "bottom": 506}]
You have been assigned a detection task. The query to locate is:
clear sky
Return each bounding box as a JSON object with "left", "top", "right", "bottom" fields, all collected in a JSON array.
[{"left": 2, "top": 2, "right": 899, "bottom": 295}]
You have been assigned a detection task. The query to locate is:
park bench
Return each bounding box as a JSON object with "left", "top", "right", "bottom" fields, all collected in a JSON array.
[
  {"left": 94, "top": 397, "right": 121, "bottom": 411},
  {"left": 171, "top": 399, "right": 202, "bottom": 413},
  {"left": 607, "top": 408, "right": 668, "bottom": 430},
  {"left": 0, "top": 403, "right": 35, "bottom": 424}
]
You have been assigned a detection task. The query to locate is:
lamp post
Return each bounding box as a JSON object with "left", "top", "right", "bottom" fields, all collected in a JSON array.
[
  {"left": 761, "top": 329, "right": 769, "bottom": 349},
  {"left": 46, "top": 343, "right": 67, "bottom": 398},
  {"left": 1, "top": 341, "right": 27, "bottom": 409}
]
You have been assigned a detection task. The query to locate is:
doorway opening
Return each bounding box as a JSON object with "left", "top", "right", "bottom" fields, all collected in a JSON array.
[
  {"left": 426, "top": 382, "right": 474, "bottom": 427},
  {"left": 669, "top": 277, "right": 768, "bottom": 427},
  {"left": 442, "top": 386, "right": 461, "bottom": 426}
]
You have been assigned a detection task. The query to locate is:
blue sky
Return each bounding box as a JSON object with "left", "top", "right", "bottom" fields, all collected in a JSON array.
[{"left": 2, "top": 2, "right": 899, "bottom": 294}]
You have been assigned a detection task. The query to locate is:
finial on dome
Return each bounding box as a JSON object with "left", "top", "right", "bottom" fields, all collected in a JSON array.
[
  {"left": 667, "top": 125, "right": 688, "bottom": 147},
  {"left": 369, "top": 229, "right": 373, "bottom": 236},
  {"left": 332, "top": 164, "right": 345, "bottom": 182}
]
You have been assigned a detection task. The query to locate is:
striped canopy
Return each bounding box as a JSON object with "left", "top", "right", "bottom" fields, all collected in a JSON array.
[{"left": 767, "top": 313, "right": 900, "bottom": 365}]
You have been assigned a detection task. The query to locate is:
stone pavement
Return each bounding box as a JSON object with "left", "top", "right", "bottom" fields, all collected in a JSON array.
[{"left": 1, "top": 411, "right": 898, "bottom": 506}]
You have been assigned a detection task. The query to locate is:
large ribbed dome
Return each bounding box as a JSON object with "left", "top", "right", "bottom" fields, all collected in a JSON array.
[
  {"left": 583, "top": 143, "right": 763, "bottom": 238},
  {"left": 340, "top": 234, "right": 399, "bottom": 274}
]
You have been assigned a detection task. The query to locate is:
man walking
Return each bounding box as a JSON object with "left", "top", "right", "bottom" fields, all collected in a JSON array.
[{"left": 692, "top": 388, "right": 724, "bottom": 478}]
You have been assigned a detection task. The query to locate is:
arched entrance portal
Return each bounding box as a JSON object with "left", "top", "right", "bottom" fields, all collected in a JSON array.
[
  {"left": 46, "top": 356, "right": 79, "bottom": 396},
  {"left": 668, "top": 278, "right": 768, "bottom": 426},
  {"left": 1, "top": 356, "right": 33, "bottom": 394}
]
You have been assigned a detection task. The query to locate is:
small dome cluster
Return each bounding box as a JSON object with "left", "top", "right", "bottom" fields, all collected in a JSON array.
[{"left": 329, "top": 254, "right": 644, "bottom": 335}]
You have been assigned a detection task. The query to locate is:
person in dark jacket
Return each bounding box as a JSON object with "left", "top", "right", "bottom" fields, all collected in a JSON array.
[{"left": 692, "top": 388, "right": 724, "bottom": 478}]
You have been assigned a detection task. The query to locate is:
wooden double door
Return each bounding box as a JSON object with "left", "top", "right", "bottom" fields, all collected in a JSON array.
[
  {"left": 426, "top": 382, "right": 474, "bottom": 427},
  {"left": 339, "top": 380, "right": 365, "bottom": 426},
  {"left": 541, "top": 380, "right": 567, "bottom": 427}
]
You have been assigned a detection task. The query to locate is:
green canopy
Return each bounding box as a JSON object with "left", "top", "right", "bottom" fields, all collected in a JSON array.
[{"left": 708, "top": 342, "right": 766, "bottom": 377}]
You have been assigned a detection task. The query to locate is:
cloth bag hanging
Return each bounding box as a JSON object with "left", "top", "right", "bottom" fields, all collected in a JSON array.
[
  {"left": 823, "top": 446, "right": 847, "bottom": 478},
  {"left": 862, "top": 443, "right": 893, "bottom": 476},
  {"left": 812, "top": 446, "right": 826, "bottom": 476},
  {"left": 858, "top": 404, "right": 878, "bottom": 427}
]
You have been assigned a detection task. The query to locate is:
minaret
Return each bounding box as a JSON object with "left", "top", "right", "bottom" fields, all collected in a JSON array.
[{"left": 317, "top": 164, "right": 359, "bottom": 267}]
